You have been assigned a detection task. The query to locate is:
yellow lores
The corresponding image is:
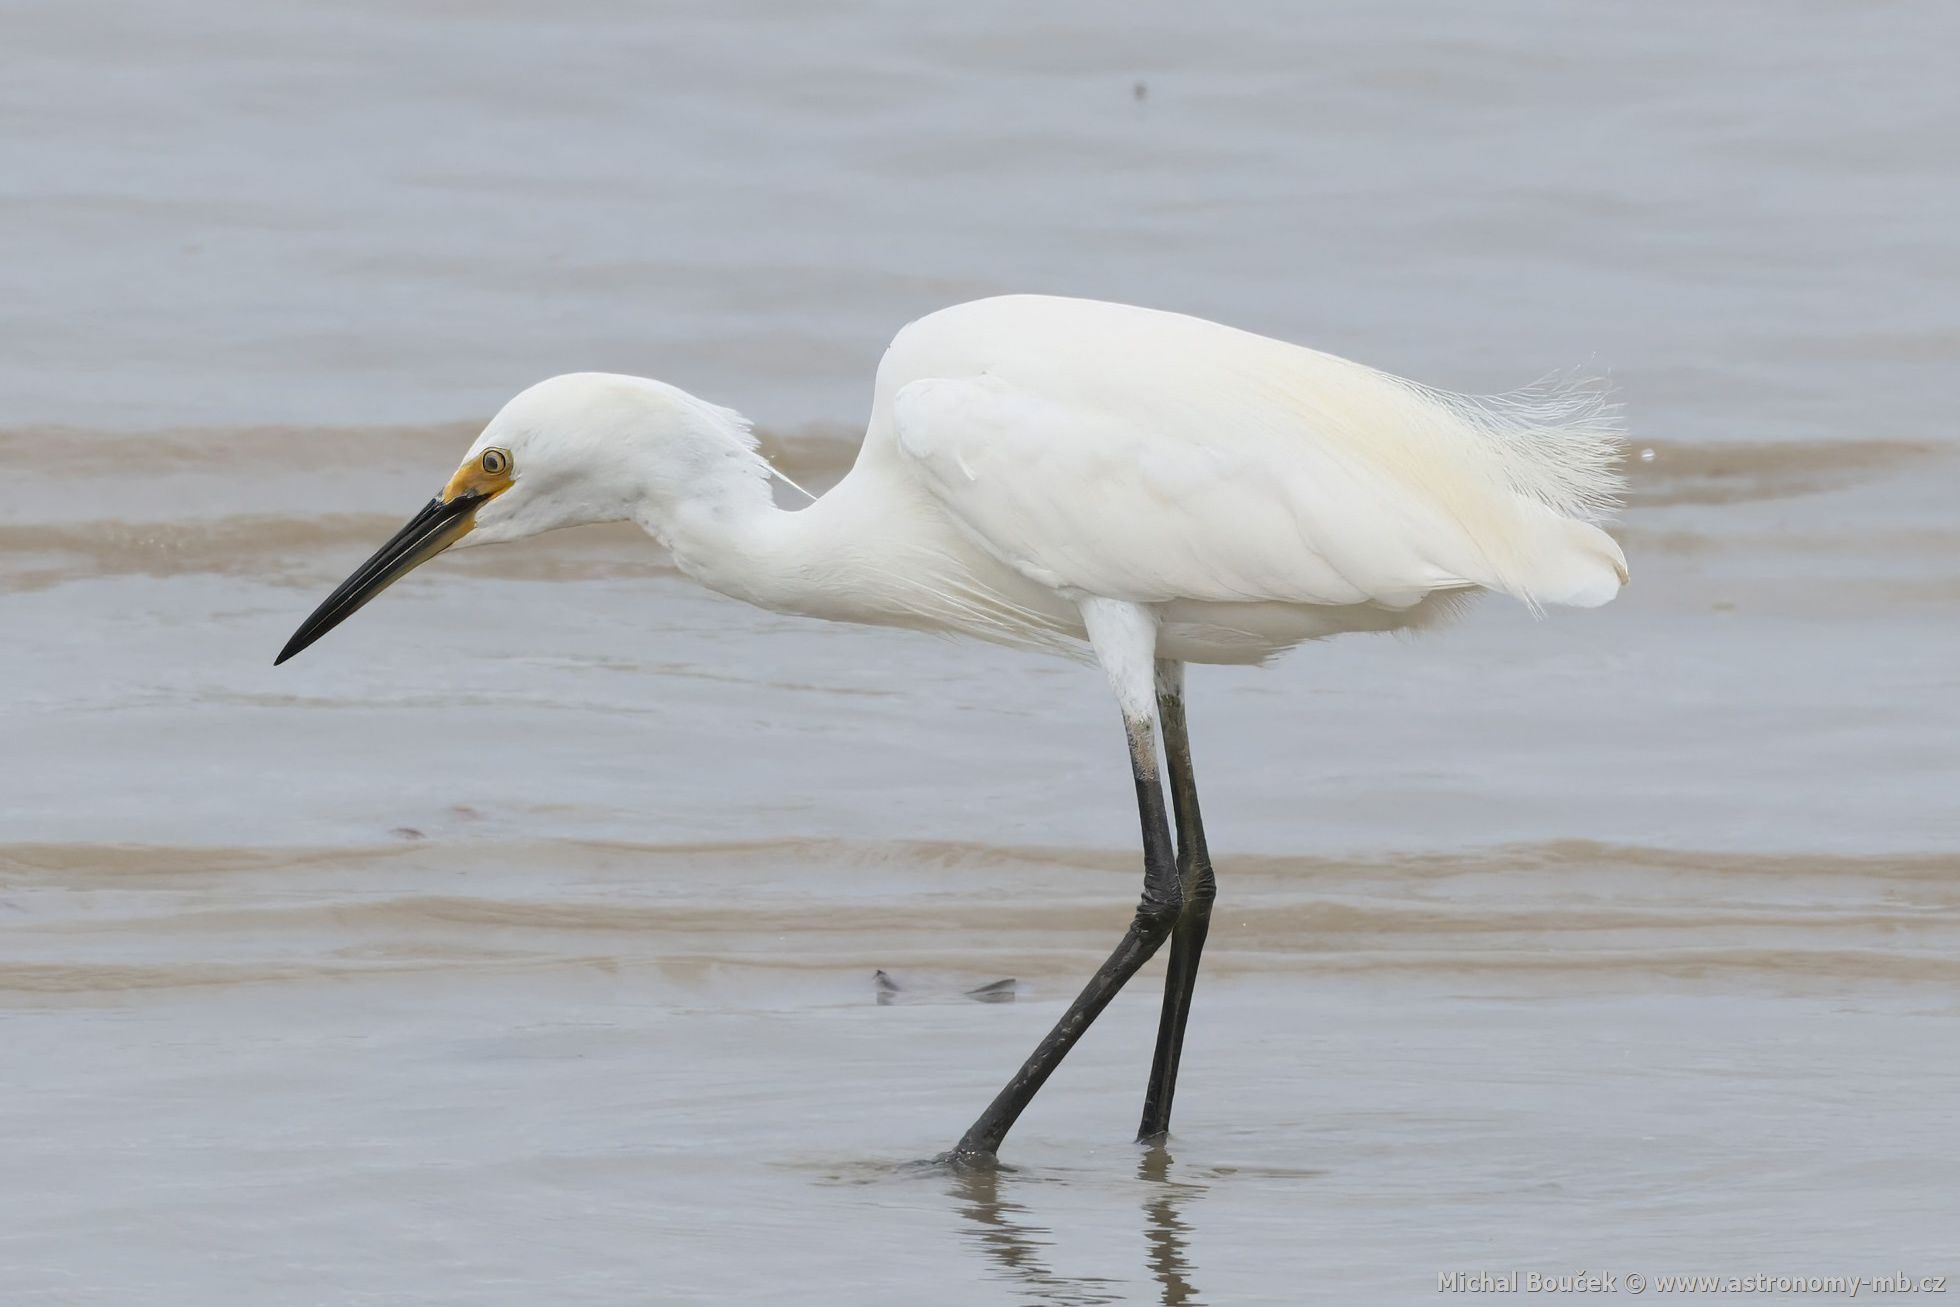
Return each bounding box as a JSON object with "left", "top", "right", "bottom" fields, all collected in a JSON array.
[{"left": 442, "top": 446, "right": 515, "bottom": 507}]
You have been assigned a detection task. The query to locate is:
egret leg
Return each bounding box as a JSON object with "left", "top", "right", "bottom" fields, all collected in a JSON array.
[
  {"left": 947, "top": 599, "right": 1180, "bottom": 1164},
  {"left": 1137, "top": 659, "right": 1217, "bottom": 1142},
  {"left": 945, "top": 708, "right": 1182, "bottom": 1163}
]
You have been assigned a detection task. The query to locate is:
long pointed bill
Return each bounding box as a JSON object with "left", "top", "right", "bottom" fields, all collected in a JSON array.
[{"left": 275, "top": 492, "right": 484, "bottom": 665}]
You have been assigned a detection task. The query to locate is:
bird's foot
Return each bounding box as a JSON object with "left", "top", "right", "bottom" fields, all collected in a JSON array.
[{"left": 920, "top": 1145, "right": 1005, "bottom": 1173}]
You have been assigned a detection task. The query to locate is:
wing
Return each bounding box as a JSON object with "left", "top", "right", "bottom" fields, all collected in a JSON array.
[
  {"left": 895, "top": 374, "right": 1442, "bottom": 607},
  {"left": 875, "top": 297, "right": 1627, "bottom": 613},
  {"left": 892, "top": 365, "right": 1626, "bottom": 613}
]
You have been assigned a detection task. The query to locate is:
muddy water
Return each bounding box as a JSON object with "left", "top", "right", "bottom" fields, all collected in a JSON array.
[{"left": 5, "top": 1, "right": 1960, "bottom": 1303}]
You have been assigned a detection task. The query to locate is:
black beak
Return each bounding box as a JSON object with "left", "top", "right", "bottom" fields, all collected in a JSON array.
[{"left": 275, "top": 492, "right": 484, "bottom": 665}]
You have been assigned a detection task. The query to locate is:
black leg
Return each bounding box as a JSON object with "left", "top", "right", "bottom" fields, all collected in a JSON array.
[
  {"left": 1138, "top": 661, "right": 1217, "bottom": 1142},
  {"left": 946, "top": 710, "right": 1182, "bottom": 1164}
]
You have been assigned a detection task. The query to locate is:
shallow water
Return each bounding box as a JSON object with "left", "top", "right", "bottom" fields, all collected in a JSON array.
[{"left": 5, "top": 1, "right": 1960, "bottom": 1303}]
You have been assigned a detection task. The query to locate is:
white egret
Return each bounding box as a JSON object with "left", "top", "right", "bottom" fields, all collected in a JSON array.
[{"left": 277, "top": 294, "right": 1627, "bottom": 1163}]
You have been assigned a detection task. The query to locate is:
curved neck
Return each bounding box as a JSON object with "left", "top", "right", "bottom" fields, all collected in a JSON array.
[
  {"left": 644, "top": 473, "right": 807, "bottom": 611},
  {"left": 602, "top": 392, "right": 1044, "bottom": 638},
  {"left": 617, "top": 407, "right": 856, "bottom": 619}
]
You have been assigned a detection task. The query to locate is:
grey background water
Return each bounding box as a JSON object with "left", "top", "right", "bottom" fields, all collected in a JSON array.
[{"left": 2, "top": 2, "right": 1957, "bottom": 1304}]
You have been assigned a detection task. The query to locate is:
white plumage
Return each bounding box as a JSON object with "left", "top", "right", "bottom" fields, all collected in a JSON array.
[
  {"left": 438, "top": 294, "right": 1628, "bottom": 668},
  {"left": 882, "top": 297, "right": 1626, "bottom": 650},
  {"left": 277, "top": 294, "right": 1631, "bottom": 1160}
]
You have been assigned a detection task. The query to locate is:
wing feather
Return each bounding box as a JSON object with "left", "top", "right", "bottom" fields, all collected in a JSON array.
[{"left": 882, "top": 296, "right": 1627, "bottom": 612}]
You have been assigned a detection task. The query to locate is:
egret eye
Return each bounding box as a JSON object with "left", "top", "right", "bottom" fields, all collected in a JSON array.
[{"left": 481, "top": 448, "right": 510, "bottom": 475}]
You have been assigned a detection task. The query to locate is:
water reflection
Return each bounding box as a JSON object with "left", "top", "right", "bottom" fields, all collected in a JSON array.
[
  {"left": 947, "top": 1145, "right": 1205, "bottom": 1307},
  {"left": 947, "top": 1165, "right": 1123, "bottom": 1306},
  {"left": 1137, "top": 1144, "right": 1202, "bottom": 1306}
]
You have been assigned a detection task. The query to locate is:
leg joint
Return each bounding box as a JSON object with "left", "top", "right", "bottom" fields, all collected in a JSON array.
[
  {"left": 1186, "top": 859, "right": 1218, "bottom": 907},
  {"left": 1132, "top": 886, "right": 1184, "bottom": 942}
]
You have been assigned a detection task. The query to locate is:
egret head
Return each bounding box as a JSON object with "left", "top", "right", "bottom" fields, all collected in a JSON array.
[{"left": 275, "top": 373, "right": 738, "bottom": 665}]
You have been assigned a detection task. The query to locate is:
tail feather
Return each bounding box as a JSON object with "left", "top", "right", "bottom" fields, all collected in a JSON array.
[
  {"left": 1510, "top": 513, "right": 1629, "bottom": 609},
  {"left": 1280, "top": 353, "right": 1629, "bottom": 609},
  {"left": 1411, "top": 371, "right": 1627, "bottom": 524},
  {"left": 1397, "top": 372, "right": 1629, "bottom": 609}
]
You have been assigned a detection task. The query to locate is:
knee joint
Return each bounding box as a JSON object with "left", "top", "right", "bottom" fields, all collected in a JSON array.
[
  {"left": 1188, "top": 861, "right": 1218, "bottom": 907},
  {"left": 1133, "top": 889, "right": 1184, "bottom": 941}
]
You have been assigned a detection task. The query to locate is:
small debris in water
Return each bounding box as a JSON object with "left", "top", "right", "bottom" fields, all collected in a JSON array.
[
  {"left": 871, "top": 971, "right": 1015, "bottom": 1004},
  {"left": 965, "top": 978, "right": 1018, "bottom": 1004},
  {"left": 389, "top": 826, "right": 426, "bottom": 841}
]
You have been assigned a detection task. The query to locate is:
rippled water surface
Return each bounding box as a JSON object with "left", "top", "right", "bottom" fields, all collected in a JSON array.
[{"left": 4, "top": 2, "right": 1959, "bottom": 1303}]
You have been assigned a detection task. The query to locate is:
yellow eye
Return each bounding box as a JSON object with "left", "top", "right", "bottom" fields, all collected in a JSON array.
[{"left": 480, "top": 448, "right": 510, "bottom": 476}]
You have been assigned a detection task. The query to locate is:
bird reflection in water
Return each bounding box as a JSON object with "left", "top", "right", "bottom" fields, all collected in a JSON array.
[
  {"left": 1136, "top": 1144, "right": 1202, "bottom": 1306},
  {"left": 948, "top": 1144, "right": 1205, "bottom": 1306}
]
